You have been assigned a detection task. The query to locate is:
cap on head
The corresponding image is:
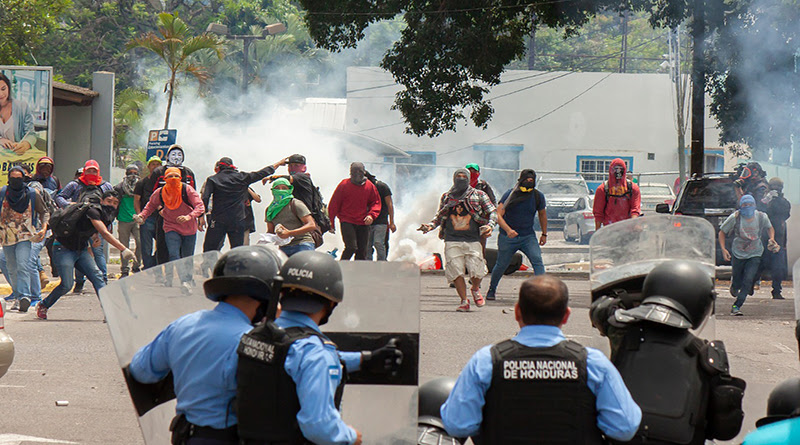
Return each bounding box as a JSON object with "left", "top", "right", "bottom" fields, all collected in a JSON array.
[
  {"left": 465, "top": 163, "right": 480, "bottom": 172},
  {"left": 147, "top": 155, "right": 163, "bottom": 167},
  {"left": 288, "top": 154, "right": 306, "bottom": 165},
  {"left": 125, "top": 164, "right": 140, "bottom": 175},
  {"left": 280, "top": 251, "right": 344, "bottom": 313},
  {"left": 84, "top": 159, "right": 100, "bottom": 171},
  {"left": 204, "top": 246, "right": 287, "bottom": 303}
]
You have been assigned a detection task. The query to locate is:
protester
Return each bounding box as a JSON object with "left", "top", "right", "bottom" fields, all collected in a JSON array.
[
  {"left": 465, "top": 163, "right": 496, "bottom": 205},
  {"left": 759, "top": 177, "right": 791, "bottom": 299},
  {"left": 328, "top": 162, "right": 381, "bottom": 261},
  {"left": 202, "top": 157, "right": 287, "bottom": 251},
  {"left": 134, "top": 155, "right": 163, "bottom": 270},
  {"left": 441, "top": 276, "right": 641, "bottom": 441},
  {"left": 1, "top": 167, "right": 49, "bottom": 312},
  {"left": 135, "top": 167, "right": 205, "bottom": 289},
  {"left": 419, "top": 168, "right": 497, "bottom": 312},
  {"left": 21, "top": 164, "right": 56, "bottom": 298},
  {"left": 365, "top": 171, "right": 395, "bottom": 261},
  {"left": 592, "top": 158, "right": 641, "bottom": 229},
  {"left": 31, "top": 156, "right": 60, "bottom": 195},
  {"left": 37, "top": 190, "right": 134, "bottom": 320},
  {"left": 486, "top": 169, "right": 547, "bottom": 301},
  {"left": 265, "top": 178, "right": 317, "bottom": 257},
  {"left": 734, "top": 161, "right": 770, "bottom": 208},
  {"left": 114, "top": 164, "right": 141, "bottom": 277},
  {"left": 720, "top": 194, "right": 778, "bottom": 316},
  {"left": 243, "top": 187, "right": 260, "bottom": 246}
]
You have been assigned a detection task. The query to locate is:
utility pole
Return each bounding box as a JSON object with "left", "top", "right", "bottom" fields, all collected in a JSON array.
[
  {"left": 206, "top": 23, "right": 287, "bottom": 95},
  {"left": 528, "top": 13, "right": 537, "bottom": 70},
  {"left": 669, "top": 27, "right": 689, "bottom": 188},
  {"left": 690, "top": 0, "right": 706, "bottom": 176},
  {"left": 619, "top": 10, "right": 629, "bottom": 73}
]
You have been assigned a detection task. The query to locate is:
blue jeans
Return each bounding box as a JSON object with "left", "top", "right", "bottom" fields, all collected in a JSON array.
[
  {"left": 3, "top": 241, "right": 33, "bottom": 300},
  {"left": 164, "top": 231, "right": 196, "bottom": 284},
  {"left": 28, "top": 240, "right": 45, "bottom": 299},
  {"left": 75, "top": 241, "right": 107, "bottom": 284},
  {"left": 368, "top": 224, "right": 389, "bottom": 261},
  {"left": 732, "top": 255, "right": 761, "bottom": 308},
  {"left": 280, "top": 242, "right": 316, "bottom": 257},
  {"left": 140, "top": 214, "right": 158, "bottom": 269},
  {"left": 42, "top": 243, "right": 106, "bottom": 309},
  {"left": 488, "top": 233, "right": 545, "bottom": 294}
]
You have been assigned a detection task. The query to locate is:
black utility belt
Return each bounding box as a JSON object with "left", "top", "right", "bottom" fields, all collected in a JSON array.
[{"left": 190, "top": 424, "right": 238, "bottom": 441}]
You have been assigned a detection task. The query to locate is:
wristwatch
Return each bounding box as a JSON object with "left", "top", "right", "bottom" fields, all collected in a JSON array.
[{"left": 541, "top": 233, "right": 548, "bottom": 237}]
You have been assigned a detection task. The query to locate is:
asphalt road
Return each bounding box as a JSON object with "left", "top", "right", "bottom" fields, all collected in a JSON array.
[{"left": 0, "top": 271, "right": 796, "bottom": 444}]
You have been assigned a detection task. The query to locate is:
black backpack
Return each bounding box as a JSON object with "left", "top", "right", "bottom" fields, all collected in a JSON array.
[
  {"left": 49, "top": 202, "right": 99, "bottom": 251},
  {"left": 76, "top": 183, "right": 104, "bottom": 204}
]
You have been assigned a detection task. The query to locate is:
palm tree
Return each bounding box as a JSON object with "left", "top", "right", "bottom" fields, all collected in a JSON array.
[
  {"left": 127, "top": 13, "right": 224, "bottom": 128},
  {"left": 114, "top": 87, "right": 149, "bottom": 166}
]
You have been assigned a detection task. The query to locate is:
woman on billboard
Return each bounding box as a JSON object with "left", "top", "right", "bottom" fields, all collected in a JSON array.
[{"left": 0, "top": 73, "right": 36, "bottom": 154}]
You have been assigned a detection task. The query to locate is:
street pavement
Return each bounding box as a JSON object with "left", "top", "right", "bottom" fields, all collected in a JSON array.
[{"left": 0, "top": 266, "right": 796, "bottom": 444}]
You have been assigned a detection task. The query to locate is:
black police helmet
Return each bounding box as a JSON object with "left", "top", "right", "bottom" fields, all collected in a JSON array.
[
  {"left": 418, "top": 377, "right": 457, "bottom": 430},
  {"left": 756, "top": 377, "right": 800, "bottom": 427},
  {"left": 280, "top": 251, "right": 343, "bottom": 314},
  {"left": 640, "top": 261, "right": 715, "bottom": 330},
  {"left": 204, "top": 246, "right": 286, "bottom": 303}
]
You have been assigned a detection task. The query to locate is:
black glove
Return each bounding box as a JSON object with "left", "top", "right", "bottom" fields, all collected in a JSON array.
[{"left": 361, "top": 338, "right": 403, "bottom": 376}]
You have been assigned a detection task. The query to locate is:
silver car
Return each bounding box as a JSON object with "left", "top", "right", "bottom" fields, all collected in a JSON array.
[
  {"left": 0, "top": 299, "right": 14, "bottom": 378},
  {"left": 563, "top": 196, "right": 595, "bottom": 244},
  {"left": 536, "top": 176, "right": 591, "bottom": 228},
  {"left": 639, "top": 182, "right": 676, "bottom": 213}
]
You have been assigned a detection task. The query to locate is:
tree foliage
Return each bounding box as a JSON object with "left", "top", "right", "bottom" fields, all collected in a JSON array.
[{"left": 0, "top": 0, "right": 71, "bottom": 65}]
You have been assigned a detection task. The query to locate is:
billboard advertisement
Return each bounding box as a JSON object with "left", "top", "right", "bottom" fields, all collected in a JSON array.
[{"left": 0, "top": 66, "right": 52, "bottom": 186}]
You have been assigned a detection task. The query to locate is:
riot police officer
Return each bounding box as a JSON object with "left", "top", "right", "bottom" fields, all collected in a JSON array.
[
  {"left": 742, "top": 377, "right": 800, "bottom": 444},
  {"left": 417, "top": 378, "right": 463, "bottom": 445},
  {"left": 127, "top": 245, "right": 286, "bottom": 445},
  {"left": 590, "top": 261, "right": 746, "bottom": 444},
  {"left": 235, "top": 250, "right": 403, "bottom": 445},
  {"left": 441, "top": 275, "right": 642, "bottom": 443}
]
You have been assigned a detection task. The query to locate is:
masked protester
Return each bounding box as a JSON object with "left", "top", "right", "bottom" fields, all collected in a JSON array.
[
  {"left": 266, "top": 178, "right": 317, "bottom": 257},
  {"left": 734, "top": 161, "right": 769, "bottom": 208},
  {"left": 134, "top": 167, "right": 205, "bottom": 290},
  {"left": 756, "top": 177, "right": 791, "bottom": 299},
  {"left": 719, "top": 194, "right": 777, "bottom": 316},
  {"left": 55, "top": 159, "right": 114, "bottom": 293},
  {"left": 0, "top": 166, "right": 49, "bottom": 312},
  {"left": 327, "top": 162, "right": 382, "bottom": 261},
  {"left": 32, "top": 156, "right": 60, "bottom": 195},
  {"left": 202, "top": 156, "right": 288, "bottom": 252},
  {"left": 442, "top": 276, "right": 642, "bottom": 442},
  {"left": 465, "top": 163, "right": 496, "bottom": 205},
  {"left": 113, "top": 165, "right": 142, "bottom": 277},
  {"left": 364, "top": 171, "right": 395, "bottom": 261},
  {"left": 37, "top": 190, "right": 134, "bottom": 320},
  {"left": 133, "top": 156, "right": 163, "bottom": 270},
  {"left": 419, "top": 169, "right": 497, "bottom": 312},
  {"left": 486, "top": 169, "right": 547, "bottom": 301},
  {"left": 592, "top": 158, "right": 641, "bottom": 229}
]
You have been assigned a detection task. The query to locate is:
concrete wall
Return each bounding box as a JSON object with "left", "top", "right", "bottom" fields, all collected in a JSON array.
[{"left": 52, "top": 105, "right": 92, "bottom": 184}]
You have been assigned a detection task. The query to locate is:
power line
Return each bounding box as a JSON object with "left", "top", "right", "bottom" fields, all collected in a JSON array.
[{"left": 304, "top": 0, "right": 577, "bottom": 17}]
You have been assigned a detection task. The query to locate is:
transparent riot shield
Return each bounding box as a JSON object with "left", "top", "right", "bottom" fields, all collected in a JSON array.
[
  {"left": 324, "top": 261, "right": 420, "bottom": 445},
  {"left": 590, "top": 215, "right": 717, "bottom": 339},
  {"left": 99, "top": 251, "right": 220, "bottom": 445}
]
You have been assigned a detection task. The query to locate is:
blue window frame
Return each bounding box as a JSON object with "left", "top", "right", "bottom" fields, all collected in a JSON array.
[{"left": 576, "top": 155, "right": 634, "bottom": 191}]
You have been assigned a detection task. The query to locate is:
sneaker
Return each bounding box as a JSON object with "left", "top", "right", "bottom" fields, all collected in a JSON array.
[
  {"left": 36, "top": 303, "right": 48, "bottom": 320},
  {"left": 457, "top": 300, "right": 470, "bottom": 312},
  {"left": 471, "top": 289, "right": 485, "bottom": 307},
  {"left": 10, "top": 299, "right": 19, "bottom": 311},
  {"left": 485, "top": 290, "right": 496, "bottom": 301},
  {"left": 39, "top": 270, "right": 49, "bottom": 289},
  {"left": 72, "top": 282, "right": 84, "bottom": 294},
  {"left": 731, "top": 305, "right": 743, "bottom": 316},
  {"left": 3, "top": 295, "right": 15, "bottom": 302},
  {"left": 180, "top": 282, "right": 192, "bottom": 295},
  {"left": 772, "top": 294, "right": 785, "bottom": 300},
  {"left": 18, "top": 297, "right": 31, "bottom": 313},
  {"left": 120, "top": 271, "right": 129, "bottom": 278}
]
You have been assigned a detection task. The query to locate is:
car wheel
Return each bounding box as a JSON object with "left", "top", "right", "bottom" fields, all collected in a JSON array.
[
  {"left": 578, "top": 227, "right": 590, "bottom": 245},
  {"left": 563, "top": 226, "right": 571, "bottom": 242}
]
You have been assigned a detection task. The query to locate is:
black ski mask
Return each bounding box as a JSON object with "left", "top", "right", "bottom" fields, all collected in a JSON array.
[
  {"left": 448, "top": 168, "right": 471, "bottom": 200},
  {"left": 101, "top": 204, "right": 119, "bottom": 222},
  {"left": 504, "top": 169, "right": 537, "bottom": 211},
  {"left": 350, "top": 162, "right": 366, "bottom": 185}
]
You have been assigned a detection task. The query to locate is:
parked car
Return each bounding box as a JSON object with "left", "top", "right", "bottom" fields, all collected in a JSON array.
[
  {"left": 563, "top": 196, "right": 595, "bottom": 244},
  {"left": 0, "top": 299, "right": 14, "bottom": 378},
  {"left": 536, "top": 176, "right": 591, "bottom": 228},
  {"left": 638, "top": 182, "right": 676, "bottom": 213},
  {"left": 656, "top": 173, "right": 738, "bottom": 265}
]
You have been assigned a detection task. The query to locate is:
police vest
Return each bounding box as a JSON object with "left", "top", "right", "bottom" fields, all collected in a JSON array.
[
  {"left": 611, "top": 325, "right": 709, "bottom": 445},
  {"left": 235, "top": 322, "right": 345, "bottom": 445},
  {"left": 481, "top": 339, "right": 602, "bottom": 445}
]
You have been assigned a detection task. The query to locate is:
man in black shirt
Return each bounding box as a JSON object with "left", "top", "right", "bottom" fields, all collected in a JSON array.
[
  {"left": 37, "top": 190, "right": 134, "bottom": 320},
  {"left": 365, "top": 171, "right": 395, "bottom": 261},
  {"left": 202, "top": 156, "right": 287, "bottom": 251},
  {"left": 133, "top": 156, "right": 163, "bottom": 270}
]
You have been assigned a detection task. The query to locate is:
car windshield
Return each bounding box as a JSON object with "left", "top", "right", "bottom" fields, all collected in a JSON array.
[
  {"left": 639, "top": 185, "right": 672, "bottom": 196},
  {"left": 675, "top": 177, "right": 737, "bottom": 214},
  {"left": 538, "top": 181, "right": 586, "bottom": 195}
]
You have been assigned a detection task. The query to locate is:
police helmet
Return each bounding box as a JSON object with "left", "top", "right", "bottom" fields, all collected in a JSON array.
[
  {"left": 204, "top": 245, "right": 286, "bottom": 303},
  {"left": 418, "top": 377, "right": 457, "bottom": 430},
  {"left": 627, "top": 261, "right": 715, "bottom": 329},
  {"left": 756, "top": 377, "right": 800, "bottom": 427},
  {"left": 279, "top": 251, "right": 344, "bottom": 313}
]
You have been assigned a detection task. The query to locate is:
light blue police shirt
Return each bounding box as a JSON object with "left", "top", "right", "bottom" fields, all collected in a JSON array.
[
  {"left": 129, "top": 302, "right": 252, "bottom": 429},
  {"left": 743, "top": 417, "right": 800, "bottom": 444},
  {"left": 276, "top": 311, "right": 362, "bottom": 445},
  {"left": 441, "top": 324, "right": 642, "bottom": 440}
]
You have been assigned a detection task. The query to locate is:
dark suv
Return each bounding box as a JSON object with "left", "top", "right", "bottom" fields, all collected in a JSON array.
[{"left": 656, "top": 173, "right": 738, "bottom": 265}]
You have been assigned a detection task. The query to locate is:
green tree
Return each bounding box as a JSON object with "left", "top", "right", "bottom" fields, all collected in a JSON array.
[
  {"left": 0, "top": 0, "right": 71, "bottom": 65},
  {"left": 127, "top": 12, "right": 225, "bottom": 128},
  {"left": 114, "top": 87, "right": 150, "bottom": 165}
]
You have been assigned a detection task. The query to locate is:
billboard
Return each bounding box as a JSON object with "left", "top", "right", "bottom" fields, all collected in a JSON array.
[
  {"left": 146, "top": 129, "right": 177, "bottom": 161},
  {"left": 0, "top": 66, "right": 52, "bottom": 185}
]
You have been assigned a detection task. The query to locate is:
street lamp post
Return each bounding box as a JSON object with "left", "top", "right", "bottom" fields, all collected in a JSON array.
[{"left": 206, "top": 22, "right": 287, "bottom": 94}]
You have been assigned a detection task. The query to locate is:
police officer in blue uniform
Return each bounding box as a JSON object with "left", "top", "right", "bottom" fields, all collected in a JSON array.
[
  {"left": 235, "top": 250, "right": 403, "bottom": 445},
  {"left": 441, "top": 275, "right": 642, "bottom": 443},
  {"left": 127, "top": 245, "right": 286, "bottom": 445}
]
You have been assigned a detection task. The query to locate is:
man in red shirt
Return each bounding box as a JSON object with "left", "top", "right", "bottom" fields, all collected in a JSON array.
[
  {"left": 592, "top": 158, "right": 641, "bottom": 229},
  {"left": 328, "top": 162, "right": 381, "bottom": 260}
]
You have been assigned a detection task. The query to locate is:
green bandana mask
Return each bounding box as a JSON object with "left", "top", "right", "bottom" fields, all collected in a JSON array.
[{"left": 266, "top": 179, "right": 294, "bottom": 221}]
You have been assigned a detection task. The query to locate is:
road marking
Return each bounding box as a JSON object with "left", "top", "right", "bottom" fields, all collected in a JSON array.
[
  {"left": 774, "top": 343, "right": 795, "bottom": 354},
  {"left": 0, "top": 384, "right": 25, "bottom": 388},
  {"left": 0, "top": 434, "right": 77, "bottom": 444},
  {"left": 7, "top": 369, "right": 45, "bottom": 372}
]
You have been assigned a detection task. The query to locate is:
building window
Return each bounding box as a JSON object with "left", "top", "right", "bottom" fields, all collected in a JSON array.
[{"left": 576, "top": 156, "right": 634, "bottom": 189}]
